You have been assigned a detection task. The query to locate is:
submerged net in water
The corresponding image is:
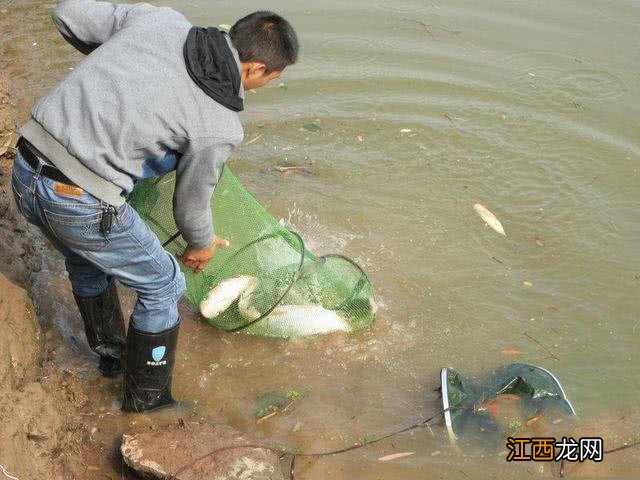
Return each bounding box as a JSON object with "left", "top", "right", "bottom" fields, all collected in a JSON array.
[
  {"left": 127, "top": 166, "right": 376, "bottom": 337},
  {"left": 440, "top": 363, "right": 577, "bottom": 446}
]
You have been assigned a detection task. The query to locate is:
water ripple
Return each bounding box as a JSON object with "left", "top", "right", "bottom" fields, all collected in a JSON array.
[{"left": 498, "top": 51, "right": 628, "bottom": 111}]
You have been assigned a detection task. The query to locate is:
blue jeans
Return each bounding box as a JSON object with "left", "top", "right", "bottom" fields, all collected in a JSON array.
[{"left": 11, "top": 149, "right": 186, "bottom": 333}]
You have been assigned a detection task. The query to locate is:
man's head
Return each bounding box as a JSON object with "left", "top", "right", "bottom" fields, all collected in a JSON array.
[{"left": 229, "top": 11, "right": 299, "bottom": 90}]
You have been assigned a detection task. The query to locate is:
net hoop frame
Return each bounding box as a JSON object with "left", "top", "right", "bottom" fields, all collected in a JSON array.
[{"left": 208, "top": 229, "right": 306, "bottom": 332}]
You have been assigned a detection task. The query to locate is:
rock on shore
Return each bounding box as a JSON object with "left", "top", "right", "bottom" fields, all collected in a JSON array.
[{"left": 121, "top": 422, "right": 284, "bottom": 480}]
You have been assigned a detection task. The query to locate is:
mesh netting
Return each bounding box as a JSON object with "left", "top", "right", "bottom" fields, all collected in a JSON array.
[
  {"left": 127, "top": 166, "right": 376, "bottom": 337},
  {"left": 441, "top": 364, "right": 576, "bottom": 445}
]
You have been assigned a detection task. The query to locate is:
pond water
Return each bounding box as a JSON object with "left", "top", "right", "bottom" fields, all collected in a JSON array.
[{"left": 1, "top": 0, "right": 638, "bottom": 477}]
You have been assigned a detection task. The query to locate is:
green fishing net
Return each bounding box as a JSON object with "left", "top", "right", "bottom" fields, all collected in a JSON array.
[{"left": 127, "top": 166, "right": 376, "bottom": 337}]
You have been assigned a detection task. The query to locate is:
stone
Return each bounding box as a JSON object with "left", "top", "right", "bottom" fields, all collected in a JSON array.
[{"left": 121, "top": 422, "right": 284, "bottom": 480}]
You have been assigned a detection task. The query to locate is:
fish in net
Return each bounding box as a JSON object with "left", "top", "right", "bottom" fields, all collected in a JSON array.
[{"left": 127, "top": 166, "right": 377, "bottom": 337}]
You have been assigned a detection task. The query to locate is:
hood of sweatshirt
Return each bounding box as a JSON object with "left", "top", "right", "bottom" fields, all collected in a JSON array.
[{"left": 183, "top": 27, "right": 244, "bottom": 112}]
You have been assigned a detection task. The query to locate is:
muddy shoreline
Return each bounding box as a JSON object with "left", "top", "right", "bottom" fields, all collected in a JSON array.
[{"left": 0, "top": 51, "right": 121, "bottom": 478}]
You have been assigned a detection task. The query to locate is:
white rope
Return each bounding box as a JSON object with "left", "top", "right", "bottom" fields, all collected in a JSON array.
[{"left": 0, "top": 464, "right": 19, "bottom": 480}]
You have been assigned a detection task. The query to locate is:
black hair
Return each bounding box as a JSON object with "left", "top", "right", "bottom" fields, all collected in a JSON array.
[{"left": 229, "top": 11, "right": 299, "bottom": 73}]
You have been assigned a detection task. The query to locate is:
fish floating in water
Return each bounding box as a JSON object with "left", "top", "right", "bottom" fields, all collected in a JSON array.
[
  {"left": 473, "top": 203, "right": 506, "bottom": 236},
  {"left": 199, "top": 275, "right": 256, "bottom": 319}
]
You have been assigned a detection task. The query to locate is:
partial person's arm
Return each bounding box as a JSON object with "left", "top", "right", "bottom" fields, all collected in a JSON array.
[
  {"left": 52, "top": 0, "right": 155, "bottom": 54},
  {"left": 173, "top": 142, "right": 235, "bottom": 270}
]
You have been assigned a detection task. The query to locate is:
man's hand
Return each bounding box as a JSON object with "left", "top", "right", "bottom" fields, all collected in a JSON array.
[{"left": 178, "top": 236, "right": 230, "bottom": 272}]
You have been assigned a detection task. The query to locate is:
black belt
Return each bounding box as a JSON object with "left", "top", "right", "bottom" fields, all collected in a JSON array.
[{"left": 17, "top": 137, "right": 78, "bottom": 187}]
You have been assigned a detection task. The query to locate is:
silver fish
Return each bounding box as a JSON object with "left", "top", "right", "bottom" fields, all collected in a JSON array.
[
  {"left": 200, "top": 275, "right": 257, "bottom": 319},
  {"left": 255, "top": 304, "right": 351, "bottom": 337},
  {"left": 238, "top": 279, "right": 262, "bottom": 320}
]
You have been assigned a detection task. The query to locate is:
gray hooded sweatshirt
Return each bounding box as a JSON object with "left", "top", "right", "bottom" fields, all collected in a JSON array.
[{"left": 20, "top": 0, "right": 244, "bottom": 249}]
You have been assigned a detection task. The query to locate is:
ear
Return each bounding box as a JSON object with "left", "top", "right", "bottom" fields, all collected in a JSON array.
[{"left": 249, "top": 62, "right": 267, "bottom": 77}]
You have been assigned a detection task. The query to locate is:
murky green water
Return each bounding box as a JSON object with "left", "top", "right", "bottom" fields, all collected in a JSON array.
[{"left": 2, "top": 0, "right": 639, "bottom": 477}]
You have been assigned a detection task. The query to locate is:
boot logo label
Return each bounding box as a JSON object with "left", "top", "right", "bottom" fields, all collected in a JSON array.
[{"left": 147, "top": 346, "right": 167, "bottom": 366}]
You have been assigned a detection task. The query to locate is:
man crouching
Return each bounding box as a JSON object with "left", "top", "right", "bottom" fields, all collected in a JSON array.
[{"left": 11, "top": 1, "right": 298, "bottom": 412}]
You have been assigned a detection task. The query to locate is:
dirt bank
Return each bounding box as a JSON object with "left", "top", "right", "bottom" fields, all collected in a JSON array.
[
  {"left": 0, "top": 71, "right": 40, "bottom": 289},
  {"left": 0, "top": 270, "right": 90, "bottom": 479},
  {"left": 0, "top": 59, "right": 94, "bottom": 478}
]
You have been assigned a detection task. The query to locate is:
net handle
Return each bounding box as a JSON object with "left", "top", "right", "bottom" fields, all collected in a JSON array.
[{"left": 162, "top": 231, "right": 182, "bottom": 248}]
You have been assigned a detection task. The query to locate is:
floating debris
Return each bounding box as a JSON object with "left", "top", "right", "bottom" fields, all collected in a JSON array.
[
  {"left": 279, "top": 82, "right": 288, "bottom": 90},
  {"left": 523, "top": 281, "right": 533, "bottom": 287},
  {"left": 534, "top": 237, "right": 545, "bottom": 247},
  {"left": 303, "top": 123, "right": 321, "bottom": 132},
  {"left": 245, "top": 133, "right": 263, "bottom": 145},
  {"left": 218, "top": 24, "right": 232, "bottom": 31},
  {"left": 274, "top": 165, "right": 313, "bottom": 176},
  {"left": 357, "top": 135, "right": 364, "bottom": 142},
  {"left": 473, "top": 203, "right": 506, "bottom": 236},
  {"left": 501, "top": 349, "right": 527, "bottom": 356},
  {"left": 525, "top": 413, "right": 544, "bottom": 426},
  {"left": 378, "top": 452, "right": 415, "bottom": 462},
  {"left": 508, "top": 419, "right": 523, "bottom": 433},
  {"left": 400, "top": 128, "right": 412, "bottom": 133},
  {"left": 255, "top": 389, "right": 304, "bottom": 422},
  {"left": 524, "top": 332, "right": 559, "bottom": 360}
]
